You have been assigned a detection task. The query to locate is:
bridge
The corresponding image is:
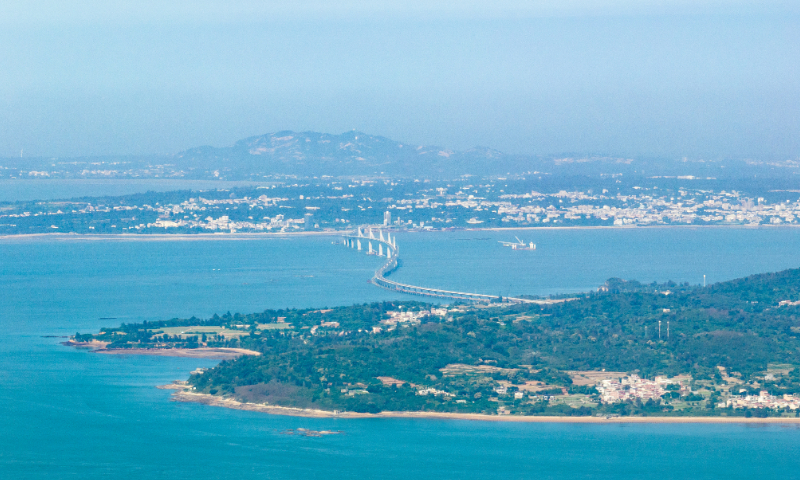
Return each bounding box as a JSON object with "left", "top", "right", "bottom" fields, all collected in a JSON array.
[{"left": 341, "top": 228, "right": 545, "bottom": 304}]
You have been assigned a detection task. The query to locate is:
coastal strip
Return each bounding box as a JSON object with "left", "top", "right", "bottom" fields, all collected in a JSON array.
[
  {"left": 170, "top": 391, "right": 800, "bottom": 424},
  {"left": 0, "top": 231, "right": 345, "bottom": 241},
  {"left": 96, "top": 347, "right": 260, "bottom": 359},
  {"left": 4, "top": 223, "right": 800, "bottom": 242},
  {"left": 65, "top": 341, "right": 260, "bottom": 360}
]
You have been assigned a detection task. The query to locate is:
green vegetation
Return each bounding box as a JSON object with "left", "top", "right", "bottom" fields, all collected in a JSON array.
[{"left": 75, "top": 268, "right": 800, "bottom": 416}]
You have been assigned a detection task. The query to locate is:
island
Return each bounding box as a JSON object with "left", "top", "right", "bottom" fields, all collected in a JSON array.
[{"left": 70, "top": 268, "right": 800, "bottom": 420}]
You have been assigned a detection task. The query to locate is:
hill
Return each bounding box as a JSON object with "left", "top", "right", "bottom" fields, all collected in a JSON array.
[
  {"left": 171, "top": 130, "right": 797, "bottom": 179},
  {"left": 174, "top": 130, "right": 512, "bottom": 178},
  {"left": 3, "top": 130, "right": 798, "bottom": 180}
]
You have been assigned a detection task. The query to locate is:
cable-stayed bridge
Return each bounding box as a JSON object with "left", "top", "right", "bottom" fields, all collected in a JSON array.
[{"left": 341, "top": 228, "right": 545, "bottom": 304}]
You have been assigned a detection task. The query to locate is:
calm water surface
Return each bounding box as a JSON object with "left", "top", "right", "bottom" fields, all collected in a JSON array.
[{"left": 2, "top": 229, "right": 800, "bottom": 479}]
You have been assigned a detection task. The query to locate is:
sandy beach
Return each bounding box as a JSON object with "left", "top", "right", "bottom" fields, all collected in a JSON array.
[
  {"left": 64, "top": 341, "right": 260, "bottom": 359},
  {"left": 170, "top": 390, "right": 800, "bottom": 424},
  {"left": 96, "top": 347, "right": 260, "bottom": 359}
]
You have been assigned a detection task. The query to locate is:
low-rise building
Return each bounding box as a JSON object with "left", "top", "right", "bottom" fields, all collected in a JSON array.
[
  {"left": 724, "top": 391, "right": 800, "bottom": 410},
  {"left": 596, "top": 374, "right": 669, "bottom": 404}
]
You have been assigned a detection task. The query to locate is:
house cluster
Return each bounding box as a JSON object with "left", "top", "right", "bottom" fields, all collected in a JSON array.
[
  {"left": 416, "top": 388, "right": 454, "bottom": 397},
  {"left": 381, "top": 308, "right": 447, "bottom": 326},
  {"left": 493, "top": 189, "right": 800, "bottom": 226},
  {"left": 527, "top": 394, "right": 557, "bottom": 402},
  {"left": 341, "top": 388, "right": 369, "bottom": 396},
  {"left": 723, "top": 391, "right": 800, "bottom": 410},
  {"left": 8, "top": 178, "right": 800, "bottom": 234},
  {"left": 596, "top": 374, "right": 672, "bottom": 404},
  {"left": 143, "top": 194, "right": 305, "bottom": 233}
]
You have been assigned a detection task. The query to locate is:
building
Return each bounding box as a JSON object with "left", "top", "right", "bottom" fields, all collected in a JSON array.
[
  {"left": 596, "top": 374, "right": 669, "bottom": 404},
  {"left": 384, "top": 210, "right": 391, "bottom": 226},
  {"left": 304, "top": 213, "right": 314, "bottom": 231},
  {"left": 725, "top": 391, "right": 800, "bottom": 410}
]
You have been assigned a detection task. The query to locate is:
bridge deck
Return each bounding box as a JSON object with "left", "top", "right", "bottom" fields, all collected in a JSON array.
[{"left": 343, "top": 233, "right": 540, "bottom": 304}]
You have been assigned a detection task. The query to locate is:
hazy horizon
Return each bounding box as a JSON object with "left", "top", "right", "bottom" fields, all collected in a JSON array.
[{"left": 1, "top": 1, "right": 798, "bottom": 160}]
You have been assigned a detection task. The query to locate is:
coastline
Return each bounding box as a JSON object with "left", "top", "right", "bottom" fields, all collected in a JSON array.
[
  {"left": 171, "top": 390, "right": 800, "bottom": 424},
  {"left": 0, "top": 231, "right": 346, "bottom": 241},
  {"left": 65, "top": 342, "right": 260, "bottom": 359},
  {"left": 2, "top": 224, "right": 799, "bottom": 242},
  {"left": 96, "top": 347, "right": 260, "bottom": 359}
]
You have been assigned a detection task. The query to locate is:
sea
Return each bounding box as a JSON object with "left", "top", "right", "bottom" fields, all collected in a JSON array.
[{"left": 2, "top": 181, "right": 800, "bottom": 479}]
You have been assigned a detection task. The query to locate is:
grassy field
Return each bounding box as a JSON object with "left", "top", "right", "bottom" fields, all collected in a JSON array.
[
  {"left": 148, "top": 323, "right": 292, "bottom": 339},
  {"left": 553, "top": 394, "right": 598, "bottom": 408},
  {"left": 150, "top": 326, "right": 251, "bottom": 338}
]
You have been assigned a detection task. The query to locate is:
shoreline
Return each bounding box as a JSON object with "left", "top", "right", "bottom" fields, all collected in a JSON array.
[
  {"left": 96, "top": 347, "right": 260, "bottom": 359},
  {"left": 3, "top": 224, "right": 800, "bottom": 241},
  {"left": 0, "top": 231, "right": 346, "bottom": 241},
  {"left": 171, "top": 391, "right": 800, "bottom": 424},
  {"left": 64, "top": 342, "right": 260, "bottom": 359}
]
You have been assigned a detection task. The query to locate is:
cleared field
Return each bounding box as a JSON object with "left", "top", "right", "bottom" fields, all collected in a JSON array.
[
  {"left": 551, "top": 394, "right": 598, "bottom": 407},
  {"left": 513, "top": 381, "right": 563, "bottom": 393},
  {"left": 568, "top": 371, "right": 628, "bottom": 386},
  {"left": 440, "top": 363, "right": 519, "bottom": 376},
  {"left": 257, "top": 323, "right": 293, "bottom": 330},
  {"left": 767, "top": 363, "right": 796, "bottom": 375},
  {"left": 150, "top": 326, "right": 250, "bottom": 338}
]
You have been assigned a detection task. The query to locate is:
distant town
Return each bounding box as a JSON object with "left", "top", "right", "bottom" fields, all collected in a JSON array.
[{"left": 2, "top": 177, "right": 800, "bottom": 235}]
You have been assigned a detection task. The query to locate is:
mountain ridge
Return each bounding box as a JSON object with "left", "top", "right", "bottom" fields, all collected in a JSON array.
[
  {"left": 175, "top": 130, "right": 509, "bottom": 177},
  {"left": 3, "top": 130, "right": 796, "bottom": 180},
  {"left": 172, "top": 130, "right": 790, "bottom": 179}
]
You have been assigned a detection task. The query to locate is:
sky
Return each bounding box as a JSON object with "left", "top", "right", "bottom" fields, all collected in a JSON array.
[{"left": 1, "top": 1, "right": 798, "bottom": 159}]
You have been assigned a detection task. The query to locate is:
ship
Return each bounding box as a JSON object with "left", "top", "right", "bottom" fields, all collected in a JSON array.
[{"left": 499, "top": 236, "right": 536, "bottom": 250}]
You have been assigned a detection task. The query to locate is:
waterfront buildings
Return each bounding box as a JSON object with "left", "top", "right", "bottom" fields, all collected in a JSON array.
[
  {"left": 596, "top": 375, "right": 670, "bottom": 404},
  {"left": 724, "top": 391, "right": 800, "bottom": 410}
]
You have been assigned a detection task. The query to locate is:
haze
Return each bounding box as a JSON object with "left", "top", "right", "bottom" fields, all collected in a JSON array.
[{"left": 1, "top": 1, "right": 798, "bottom": 159}]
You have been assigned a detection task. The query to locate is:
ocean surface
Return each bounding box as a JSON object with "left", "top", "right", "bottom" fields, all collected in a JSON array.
[{"left": 3, "top": 226, "right": 800, "bottom": 478}]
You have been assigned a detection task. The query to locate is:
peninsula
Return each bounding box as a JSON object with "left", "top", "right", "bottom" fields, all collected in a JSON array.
[{"left": 71, "top": 267, "right": 800, "bottom": 419}]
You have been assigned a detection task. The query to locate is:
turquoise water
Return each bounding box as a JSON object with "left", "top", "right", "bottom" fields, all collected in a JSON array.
[
  {"left": 393, "top": 227, "right": 800, "bottom": 296},
  {"left": 3, "top": 230, "right": 800, "bottom": 479}
]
